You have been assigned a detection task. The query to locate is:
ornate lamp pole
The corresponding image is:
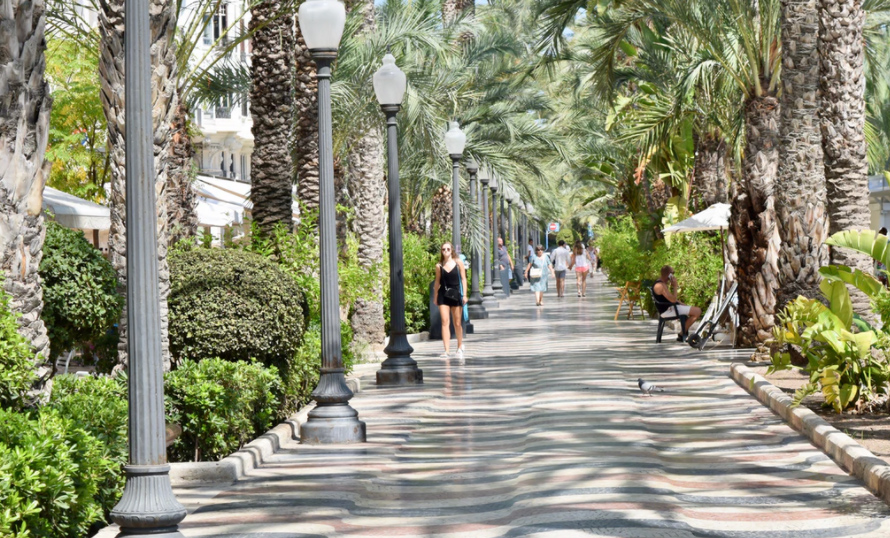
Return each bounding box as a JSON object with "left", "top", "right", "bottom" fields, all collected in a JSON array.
[
  {"left": 489, "top": 173, "right": 506, "bottom": 299},
  {"left": 479, "top": 167, "right": 499, "bottom": 308},
  {"left": 506, "top": 188, "right": 516, "bottom": 286},
  {"left": 373, "top": 53, "right": 422, "bottom": 386},
  {"left": 109, "top": 0, "right": 187, "bottom": 534},
  {"left": 444, "top": 122, "right": 466, "bottom": 254},
  {"left": 466, "top": 159, "right": 488, "bottom": 320},
  {"left": 299, "top": 0, "right": 366, "bottom": 443}
]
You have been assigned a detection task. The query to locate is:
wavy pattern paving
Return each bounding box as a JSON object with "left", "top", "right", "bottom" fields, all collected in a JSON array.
[{"left": 175, "top": 275, "right": 890, "bottom": 537}]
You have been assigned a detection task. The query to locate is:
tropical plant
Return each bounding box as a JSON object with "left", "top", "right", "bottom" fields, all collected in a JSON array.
[{"left": 0, "top": 0, "right": 53, "bottom": 386}]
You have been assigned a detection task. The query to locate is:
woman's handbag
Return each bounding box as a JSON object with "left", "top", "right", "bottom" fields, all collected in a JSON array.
[
  {"left": 443, "top": 285, "right": 461, "bottom": 302},
  {"left": 529, "top": 267, "right": 543, "bottom": 279}
]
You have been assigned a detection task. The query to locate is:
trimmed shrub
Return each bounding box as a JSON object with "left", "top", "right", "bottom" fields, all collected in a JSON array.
[
  {"left": 0, "top": 407, "right": 114, "bottom": 537},
  {"left": 168, "top": 248, "right": 304, "bottom": 367},
  {"left": 385, "top": 232, "right": 436, "bottom": 334},
  {"left": 40, "top": 221, "right": 123, "bottom": 361},
  {"left": 0, "top": 281, "right": 37, "bottom": 411},
  {"left": 165, "top": 358, "right": 282, "bottom": 462}
]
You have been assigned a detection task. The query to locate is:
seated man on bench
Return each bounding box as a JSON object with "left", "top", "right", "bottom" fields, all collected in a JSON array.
[{"left": 653, "top": 265, "right": 701, "bottom": 341}]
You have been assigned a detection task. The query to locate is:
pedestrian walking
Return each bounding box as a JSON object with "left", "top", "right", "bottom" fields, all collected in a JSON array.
[
  {"left": 551, "top": 240, "right": 572, "bottom": 298},
  {"left": 527, "top": 238, "right": 535, "bottom": 263},
  {"left": 525, "top": 245, "right": 555, "bottom": 307},
  {"left": 497, "top": 237, "right": 515, "bottom": 282},
  {"left": 567, "top": 240, "right": 593, "bottom": 297},
  {"left": 433, "top": 242, "right": 468, "bottom": 358},
  {"left": 587, "top": 240, "right": 599, "bottom": 273}
]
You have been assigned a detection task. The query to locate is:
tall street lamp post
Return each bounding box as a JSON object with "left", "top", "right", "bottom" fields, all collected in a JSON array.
[
  {"left": 109, "top": 0, "right": 187, "bottom": 535},
  {"left": 373, "top": 53, "right": 423, "bottom": 386},
  {"left": 299, "top": 0, "right": 366, "bottom": 444},
  {"left": 444, "top": 122, "right": 466, "bottom": 254},
  {"left": 489, "top": 174, "right": 506, "bottom": 299},
  {"left": 479, "top": 167, "right": 499, "bottom": 308},
  {"left": 466, "top": 159, "right": 488, "bottom": 320},
  {"left": 506, "top": 188, "right": 515, "bottom": 287}
]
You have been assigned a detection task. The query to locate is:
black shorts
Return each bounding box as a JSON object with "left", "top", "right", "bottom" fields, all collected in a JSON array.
[{"left": 438, "top": 291, "right": 462, "bottom": 308}]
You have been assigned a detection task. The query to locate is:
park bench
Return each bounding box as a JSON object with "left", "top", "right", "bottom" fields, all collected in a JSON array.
[
  {"left": 614, "top": 281, "right": 644, "bottom": 320},
  {"left": 650, "top": 285, "right": 688, "bottom": 343}
]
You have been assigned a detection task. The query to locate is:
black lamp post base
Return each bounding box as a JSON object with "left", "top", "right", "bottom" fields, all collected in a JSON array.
[
  {"left": 377, "top": 365, "right": 424, "bottom": 385},
  {"left": 111, "top": 465, "right": 187, "bottom": 537},
  {"left": 301, "top": 403, "right": 367, "bottom": 444},
  {"left": 468, "top": 305, "right": 489, "bottom": 319}
]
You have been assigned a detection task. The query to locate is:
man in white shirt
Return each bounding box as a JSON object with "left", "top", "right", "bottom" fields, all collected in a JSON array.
[
  {"left": 551, "top": 240, "right": 572, "bottom": 298},
  {"left": 526, "top": 239, "right": 535, "bottom": 263}
]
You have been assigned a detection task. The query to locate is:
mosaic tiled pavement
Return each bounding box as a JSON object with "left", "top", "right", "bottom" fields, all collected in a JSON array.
[{"left": 171, "top": 275, "right": 890, "bottom": 537}]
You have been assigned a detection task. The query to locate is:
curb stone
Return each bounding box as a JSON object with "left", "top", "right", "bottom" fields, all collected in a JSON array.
[{"left": 730, "top": 363, "right": 890, "bottom": 505}]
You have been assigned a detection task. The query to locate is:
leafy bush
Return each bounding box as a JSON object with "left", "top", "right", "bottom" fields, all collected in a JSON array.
[
  {"left": 40, "top": 221, "right": 123, "bottom": 361},
  {"left": 0, "top": 281, "right": 37, "bottom": 411},
  {"left": 385, "top": 232, "right": 436, "bottom": 334},
  {"left": 168, "top": 248, "right": 304, "bottom": 368},
  {"left": 165, "top": 358, "right": 282, "bottom": 462},
  {"left": 596, "top": 217, "right": 722, "bottom": 311},
  {"left": 596, "top": 217, "right": 652, "bottom": 286},
  {"left": 0, "top": 407, "right": 114, "bottom": 537},
  {"left": 48, "top": 375, "right": 128, "bottom": 514}
]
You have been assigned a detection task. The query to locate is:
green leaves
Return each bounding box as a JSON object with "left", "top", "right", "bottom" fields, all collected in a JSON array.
[
  {"left": 165, "top": 359, "right": 282, "bottom": 463},
  {"left": 0, "top": 280, "right": 38, "bottom": 411},
  {"left": 826, "top": 229, "right": 890, "bottom": 269},
  {"left": 40, "top": 222, "right": 123, "bottom": 362}
]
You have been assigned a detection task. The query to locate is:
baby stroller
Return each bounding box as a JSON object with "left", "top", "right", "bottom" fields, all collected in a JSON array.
[{"left": 686, "top": 277, "right": 738, "bottom": 350}]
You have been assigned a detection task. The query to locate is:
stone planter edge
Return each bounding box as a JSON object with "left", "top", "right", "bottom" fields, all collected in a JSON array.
[{"left": 730, "top": 363, "right": 890, "bottom": 505}]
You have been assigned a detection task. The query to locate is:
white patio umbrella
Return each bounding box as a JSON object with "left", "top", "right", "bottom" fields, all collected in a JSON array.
[
  {"left": 662, "top": 202, "right": 731, "bottom": 271},
  {"left": 662, "top": 203, "right": 730, "bottom": 233}
]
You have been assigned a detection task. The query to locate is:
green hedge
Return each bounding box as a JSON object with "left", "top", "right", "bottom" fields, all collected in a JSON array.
[
  {"left": 40, "top": 221, "right": 123, "bottom": 362},
  {"left": 168, "top": 248, "right": 305, "bottom": 367},
  {"left": 0, "top": 282, "right": 37, "bottom": 411},
  {"left": 165, "top": 358, "right": 282, "bottom": 462}
]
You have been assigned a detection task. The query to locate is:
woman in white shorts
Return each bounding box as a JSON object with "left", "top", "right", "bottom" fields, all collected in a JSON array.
[
  {"left": 653, "top": 265, "right": 701, "bottom": 337},
  {"left": 567, "top": 240, "right": 594, "bottom": 297}
]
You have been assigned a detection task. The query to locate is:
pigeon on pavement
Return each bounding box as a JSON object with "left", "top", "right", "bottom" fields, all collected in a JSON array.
[{"left": 638, "top": 378, "right": 664, "bottom": 396}]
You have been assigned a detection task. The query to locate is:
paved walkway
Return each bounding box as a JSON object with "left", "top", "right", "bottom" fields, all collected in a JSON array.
[{"left": 173, "top": 275, "right": 890, "bottom": 537}]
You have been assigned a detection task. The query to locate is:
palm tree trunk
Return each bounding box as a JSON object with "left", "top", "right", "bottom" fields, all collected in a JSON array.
[
  {"left": 776, "top": 0, "right": 829, "bottom": 310},
  {"left": 729, "top": 93, "right": 782, "bottom": 347},
  {"left": 293, "top": 23, "right": 320, "bottom": 213},
  {"left": 346, "top": 0, "right": 387, "bottom": 352},
  {"left": 98, "top": 0, "right": 176, "bottom": 370},
  {"left": 690, "top": 133, "right": 728, "bottom": 212},
  {"left": 249, "top": 0, "right": 295, "bottom": 236},
  {"left": 819, "top": 0, "right": 872, "bottom": 315},
  {"left": 0, "top": 0, "right": 52, "bottom": 385},
  {"left": 167, "top": 98, "right": 199, "bottom": 247}
]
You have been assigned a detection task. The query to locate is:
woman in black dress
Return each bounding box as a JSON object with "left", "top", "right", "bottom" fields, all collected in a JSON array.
[{"left": 433, "top": 242, "right": 468, "bottom": 358}]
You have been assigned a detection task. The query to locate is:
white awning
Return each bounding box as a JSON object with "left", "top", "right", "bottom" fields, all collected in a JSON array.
[
  {"left": 197, "top": 198, "right": 241, "bottom": 228},
  {"left": 42, "top": 187, "right": 111, "bottom": 230},
  {"left": 662, "top": 203, "right": 730, "bottom": 233}
]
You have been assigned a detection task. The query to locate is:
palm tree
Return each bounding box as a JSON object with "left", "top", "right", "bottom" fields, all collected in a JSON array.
[
  {"left": 249, "top": 0, "right": 296, "bottom": 234},
  {"left": 341, "top": 0, "right": 387, "bottom": 350},
  {"left": 775, "top": 0, "right": 829, "bottom": 309},
  {"left": 819, "top": 0, "right": 872, "bottom": 315},
  {"left": 96, "top": 0, "right": 177, "bottom": 369},
  {"left": 293, "top": 17, "right": 320, "bottom": 212},
  {"left": 0, "top": 0, "right": 53, "bottom": 384}
]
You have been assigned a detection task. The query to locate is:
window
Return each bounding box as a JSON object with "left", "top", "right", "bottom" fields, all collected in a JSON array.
[
  {"left": 202, "top": 15, "right": 212, "bottom": 45},
  {"left": 240, "top": 94, "right": 248, "bottom": 117},
  {"left": 203, "top": 4, "right": 228, "bottom": 45}
]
